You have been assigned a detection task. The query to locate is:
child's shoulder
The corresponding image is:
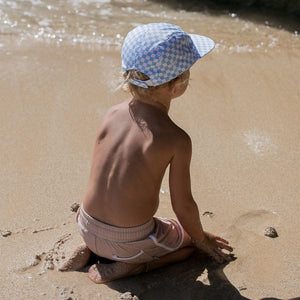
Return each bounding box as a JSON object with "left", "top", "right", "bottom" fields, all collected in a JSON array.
[
  {"left": 101, "top": 101, "right": 129, "bottom": 123},
  {"left": 106, "top": 100, "right": 128, "bottom": 114},
  {"left": 167, "top": 115, "right": 190, "bottom": 138},
  {"left": 160, "top": 117, "right": 192, "bottom": 150},
  {"left": 172, "top": 123, "right": 192, "bottom": 146}
]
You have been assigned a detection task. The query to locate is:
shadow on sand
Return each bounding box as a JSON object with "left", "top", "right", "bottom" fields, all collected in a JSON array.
[
  {"left": 104, "top": 252, "right": 249, "bottom": 300},
  {"left": 83, "top": 251, "right": 299, "bottom": 300}
]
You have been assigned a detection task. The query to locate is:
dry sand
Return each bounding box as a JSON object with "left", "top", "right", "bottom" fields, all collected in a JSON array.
[{"left": 0, "top": 35, "right": 299, "bottom": 300}]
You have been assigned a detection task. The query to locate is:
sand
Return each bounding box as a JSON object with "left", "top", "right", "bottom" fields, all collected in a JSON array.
[{"left": 0, "top": 31, "right": 299, "bottom": 300}]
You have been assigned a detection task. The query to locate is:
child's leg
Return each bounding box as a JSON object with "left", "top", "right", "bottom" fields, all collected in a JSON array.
[
  {"left": 59, "top": 243, "right": 91, "bottom": 271},
  {"left": 88, "top": 246, "right": 194, "bottom": 284},
  {"left": 88, "top": 231, "right": 194, "bottom": 284}
]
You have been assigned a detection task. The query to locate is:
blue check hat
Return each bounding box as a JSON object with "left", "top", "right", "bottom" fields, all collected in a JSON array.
[{"left": 122, "top": 23, "right": 215, "bottom": 88}]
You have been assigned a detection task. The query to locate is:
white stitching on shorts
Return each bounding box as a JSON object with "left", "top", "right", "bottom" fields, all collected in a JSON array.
[
  {"left": 149, "top": 235, "right": 179, "bottom": 252},
  {"left": 112, "top": 250, "right": 144, "bottom": 261}
]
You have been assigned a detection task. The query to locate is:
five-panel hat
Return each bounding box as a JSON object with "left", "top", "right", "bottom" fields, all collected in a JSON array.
[{"left": 121, "top": 23, "right": 215, "bottom": 88}]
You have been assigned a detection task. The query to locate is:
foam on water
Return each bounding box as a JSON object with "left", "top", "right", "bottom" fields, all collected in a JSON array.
[
  {"left": 0, "top": 0, "right": 123, "bottom": 47},
  {"left": 0, "top": 0, "right": 298, "bottom": 52}
]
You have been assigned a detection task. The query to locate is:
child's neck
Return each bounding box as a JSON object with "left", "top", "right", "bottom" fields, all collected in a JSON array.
[
  {"left": 133, "top": 97, "right": 170, "bottom": 113},
  {"left": 133, "top": 89, "right": 172, "bottom": 114}
]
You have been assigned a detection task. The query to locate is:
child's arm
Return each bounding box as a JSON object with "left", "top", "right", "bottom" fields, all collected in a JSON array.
[{"left": 169, "top": 132, "right": 233, "bottom": 263}]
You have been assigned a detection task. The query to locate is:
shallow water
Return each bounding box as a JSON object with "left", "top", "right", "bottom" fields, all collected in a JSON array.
[{"left": 0, "top": 0, "right": 299, "bottom": 52}]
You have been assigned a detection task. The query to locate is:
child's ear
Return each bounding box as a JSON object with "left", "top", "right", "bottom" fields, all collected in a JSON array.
[
  {"left": 171, "top": 77, "right": 185, "bottom": 95},
  {"left": 170, "top": 77, "right": 181, "bottom": 92}
]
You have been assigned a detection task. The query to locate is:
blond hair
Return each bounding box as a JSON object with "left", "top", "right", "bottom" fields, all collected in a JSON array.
[{"left": 122, "top": 69, "right": 190, "bottom": 97}]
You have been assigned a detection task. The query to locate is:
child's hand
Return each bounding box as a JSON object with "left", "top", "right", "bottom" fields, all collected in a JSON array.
[{"left": 192, "top": 231, "right": 233, "bottom": 263}]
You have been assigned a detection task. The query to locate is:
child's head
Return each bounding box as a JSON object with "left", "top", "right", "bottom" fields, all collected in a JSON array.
[{"left": 121, "top": 23, "right": 214, "bottom": 96}]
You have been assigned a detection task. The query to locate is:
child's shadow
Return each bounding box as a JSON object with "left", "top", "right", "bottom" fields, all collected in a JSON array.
[{"left": 99, "top": 252, "right": 250, "bottom": 300}]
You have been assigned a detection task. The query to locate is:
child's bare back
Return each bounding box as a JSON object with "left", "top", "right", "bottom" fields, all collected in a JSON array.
[{"left": 83, "top": 99, "right": 189, "bottom": 227}]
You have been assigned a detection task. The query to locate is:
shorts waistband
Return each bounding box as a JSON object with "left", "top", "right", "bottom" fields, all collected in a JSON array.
[{"left": 78, "top": 205, "right": 155, "bottom": 242}]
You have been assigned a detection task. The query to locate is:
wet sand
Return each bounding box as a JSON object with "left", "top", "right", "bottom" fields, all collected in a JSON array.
[{"left": 0, "top": 32, "right": 299, "bottom": 299}]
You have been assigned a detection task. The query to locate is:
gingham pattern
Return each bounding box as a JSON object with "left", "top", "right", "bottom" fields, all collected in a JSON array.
[{"left": 121, "top": 23, "right": 215, "bottom": 88}]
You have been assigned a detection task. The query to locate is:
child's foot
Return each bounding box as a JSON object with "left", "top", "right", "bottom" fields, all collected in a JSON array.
[
  {"left": 59, "top": 244, "right": 91, "bottom": 271},
  {"left": 88, "top": 262, "right": 145, "bottom": 283}
]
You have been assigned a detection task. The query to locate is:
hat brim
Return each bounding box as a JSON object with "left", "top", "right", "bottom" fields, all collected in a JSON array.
[{"left": 189, "top": 34, "right": 215, "bottom": 58}]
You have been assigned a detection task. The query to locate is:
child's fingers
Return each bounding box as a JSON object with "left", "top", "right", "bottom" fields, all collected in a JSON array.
[
  {"left": 216, "top": 236, "right": 229, "bottom": 244},
  {"left": 196, "top": 242, "right": 224, "bottom": 263},
  {"left": 219, "top": 243, "right": 233, "bottom": 252},
  {"left": 215, "top": 237, "right": 233, "bottom": 252},
  {"left": 214, "top": 248, "right": 232, "bottom": 262}
]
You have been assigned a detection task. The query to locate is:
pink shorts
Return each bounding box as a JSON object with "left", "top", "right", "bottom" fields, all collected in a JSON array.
[{"left": 76, "top": 206, "right": 184, "bottom": 264}]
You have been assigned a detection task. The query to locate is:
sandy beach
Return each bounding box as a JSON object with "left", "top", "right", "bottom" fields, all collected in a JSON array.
[{"left": 0, "top": 1, "right": 300, "bottom": 299}]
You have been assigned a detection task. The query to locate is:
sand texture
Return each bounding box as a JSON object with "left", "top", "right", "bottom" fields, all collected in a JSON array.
[{"left": 0, "top": 15, "right": 300, "bottom": 300}]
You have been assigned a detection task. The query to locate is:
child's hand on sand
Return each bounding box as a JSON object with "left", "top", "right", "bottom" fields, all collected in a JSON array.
[{"left": 192, "top": 231, "right": 233, "bottom": 263}]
